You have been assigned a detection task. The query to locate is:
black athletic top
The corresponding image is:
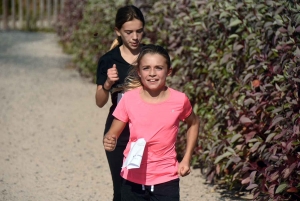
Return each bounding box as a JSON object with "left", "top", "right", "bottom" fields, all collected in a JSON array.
[{"left": 96, "top": 45, "right": 131, "bottom": 146}]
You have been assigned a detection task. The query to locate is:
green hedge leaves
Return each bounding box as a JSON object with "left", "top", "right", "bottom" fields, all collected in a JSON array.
[{"left": 56, "top": 0, "right": 300, "bottom": 200}]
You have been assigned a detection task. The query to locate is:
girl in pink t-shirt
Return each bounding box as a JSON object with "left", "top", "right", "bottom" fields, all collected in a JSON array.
[{"left": 103, "top": 44, "right": 200, "bottom": 201}]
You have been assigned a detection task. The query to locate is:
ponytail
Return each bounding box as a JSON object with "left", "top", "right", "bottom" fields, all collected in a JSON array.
[
  {"left": 109, "top": 36, "right": 123, "bottom": 51},
  {"left": 109, "top": 38, "right": 119, "bottom": 51}
]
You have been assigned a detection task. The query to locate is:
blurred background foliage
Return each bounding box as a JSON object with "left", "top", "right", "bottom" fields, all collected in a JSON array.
[{"left": 55, "top": 0, "right": 300, "bottom": 200}]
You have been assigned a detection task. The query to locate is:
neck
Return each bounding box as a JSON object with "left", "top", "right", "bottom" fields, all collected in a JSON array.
[
  {"left": 120, "top": 45, "right": 141, "bottom": 56},
  {"left": 141, "top": 87, "right": 169, "bottom": 103}
]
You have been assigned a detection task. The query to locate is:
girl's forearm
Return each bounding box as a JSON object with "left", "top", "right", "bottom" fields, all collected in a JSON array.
[
  {"left": 105, "top": 119, "right": 127, "bottom": 139},
  {"left": 182, "top": 115, "right": 200, "bottom": 162},
  {"left": 95, "top": 85, "right": 110, "bottom": 108}
]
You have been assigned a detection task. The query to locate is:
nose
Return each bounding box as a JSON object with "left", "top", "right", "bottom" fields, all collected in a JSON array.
[
  {"left": 149, "top": 68, "right": 156, "bottom": 76},
  {"left": 132, "top": 32, "right": 138, "bottom": 40}
]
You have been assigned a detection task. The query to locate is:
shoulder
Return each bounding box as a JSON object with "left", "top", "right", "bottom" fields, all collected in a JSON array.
[
  {"left": 169, "top": 87, "right": 191, "bottom": 107},
  {"left": 123, "top": 88, "right": 141, "bottom": 102},
  {"left": 123, "top": 87, "right": 140, "bottom": 98},
  {"left": 119, "top": 88, "right": 140, "bottom": 106},
  {"left": 99, "top": 46, "right": 120, "bottom": 62},
  {"left": 169, "top": 87, "right": 187, "bottom": 99}
]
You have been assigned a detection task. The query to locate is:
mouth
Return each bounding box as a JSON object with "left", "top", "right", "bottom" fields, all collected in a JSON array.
[
  {"left": 131, "top": 42, "right": 139, "bottom": 47},
  {"left": 147, "top": 79, "right": 158, "bottom": 83}
]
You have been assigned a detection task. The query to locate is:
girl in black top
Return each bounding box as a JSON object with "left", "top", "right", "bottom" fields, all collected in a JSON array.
[{"left": 95, "top": 5, "right": 145, "bottom": 201}]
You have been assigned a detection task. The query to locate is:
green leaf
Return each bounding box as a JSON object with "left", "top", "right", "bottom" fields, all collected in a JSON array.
[
  {"left": 229, "top": 19, "right": 242, "bottom": 27},
  {"left": 240, "top": 116, "right": 252, "bottom": 124},
  {"left": 231, "top": 134, "right": 242, "bottom": 143},
  {"left": 275, "top": 183, "right": 288, "bottom": 194},
  {"left": 243, "top": 73, "right": 253, "bottom": 83},
  {"left": 266, "top": 133, "right": 276, "bottom": 142},
  {"left": 229, "top": 34, "right": 240, "bottom": 39},
  {"left": 226, "top": 147, "right": 236, "bottom": 154},
  {"left": 250, "top": 141, "right": 262, "bottom": 152},
  {"left": 294, "top": 47, "right": 300, "bottom": 57},
  {"left": 246, "top": 183, "right": 258, "bottom": 190},
  {"left": 244, "top": 98, "right": 255, "bottom": 106},
  {"left": 293, "top": 78, "right": 300, "bottom": 83},
  {"left": 225, "top": 5, "right": 235, "bottom": 11},
  {"left": 219, "top": 11, "right": 229, "bottom": 19},
  {"left": 234, "top": 44, "right": 244, "bottom": 51},
  {"left": 270, "top": 116, "right": 284, "bottom": 128},
  {"left": 214, "top": 151, "right": 232, "bottom": 164},
  {"left": 192, "top": 21, "right": 202, "bottom": 26}
]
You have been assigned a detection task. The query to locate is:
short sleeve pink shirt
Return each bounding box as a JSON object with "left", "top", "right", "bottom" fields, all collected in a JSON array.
[{"left": 113, "top": 87, "right": 192, "bottom": 185}]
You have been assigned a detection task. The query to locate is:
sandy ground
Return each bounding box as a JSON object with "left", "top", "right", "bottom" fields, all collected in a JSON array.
[{"left": 0, "top": 31, "right": 250, "bottom": 201}]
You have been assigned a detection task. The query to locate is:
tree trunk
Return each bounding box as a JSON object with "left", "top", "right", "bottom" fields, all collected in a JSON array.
[
  {"left": 33, "top": 0, "right": 37, "bottom": 18},
  {"left": 26, "top": 0, "right": 30, "bottom": 29},
  {"left": 40, "top": 0, "right": 44, "bottom": 27},
  {"left": 19, "top": 0, "right": 23, "bottom": 28},
  {"left": 12, "top": 0, "right": 16, "bottom": 29},
  {"left": 54, "top": 0, "right": 58, "bottom": 22},
  {"left": 3, "top": 0, "right": 8, "bottom": 30},
  {"left": 60, "top": 0, "right": 64, "bottom": 14},
  {"left": 47, "top": 0, "right": 51, "bottom": 27}
]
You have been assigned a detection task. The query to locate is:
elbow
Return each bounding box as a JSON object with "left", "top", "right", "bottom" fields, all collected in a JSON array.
[
  {"left": 96, "top": 100, "right": 105, "bottom": 108},
  {"left": 191, "top": 113, "right": 200, "bottom": 126},
  {"left": 196, "top": 116, "right": 200, "bottom": 126},
  {"left": 95, "top": 96, "right": 105, "bottom": 108},
  {"left": 95, "top": 92, "right": 106, "bottom": 108}
]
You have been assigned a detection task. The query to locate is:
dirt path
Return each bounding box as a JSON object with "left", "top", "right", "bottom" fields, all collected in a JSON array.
[{"left": 0, "top": 31, "right": 247, "bottom": 201}]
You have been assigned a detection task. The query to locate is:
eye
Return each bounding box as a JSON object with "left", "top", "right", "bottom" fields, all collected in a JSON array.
[
  {"left": 142, "top": 66, "right": 150, "bottom": 70},
  {"left": 155, "top": 66, "right": 163, "bottom": 70},
  {"left": 137, "top": 29, "right": 144, "bottom": 33},
  {"left": 125, "top": 31, "right": 132, "bottom": 34}
]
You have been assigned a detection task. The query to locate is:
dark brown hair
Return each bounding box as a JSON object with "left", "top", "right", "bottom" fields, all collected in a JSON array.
[{"left": 110, "top": 5, "right": 145, "bottom": 50}]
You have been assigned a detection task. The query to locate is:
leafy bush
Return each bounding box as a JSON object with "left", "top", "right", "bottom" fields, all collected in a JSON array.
[
  {"left": 143, "top": 0, "right": 300, "bottom": 200},
  {"left": 57, "top": 0, "right": 300, "bottom": 199},
  {"left": 55, "top": 0, "right": 88, "bottom": 53}
]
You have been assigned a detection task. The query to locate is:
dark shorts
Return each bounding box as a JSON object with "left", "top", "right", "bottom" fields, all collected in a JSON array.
[{"left": 121, "top": 178, "right": 180, "bottom": 201}]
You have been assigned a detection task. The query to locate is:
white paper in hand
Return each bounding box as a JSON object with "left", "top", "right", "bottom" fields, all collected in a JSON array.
[{"left": 122, "top": 138, "right": 146, "bottom": 169}]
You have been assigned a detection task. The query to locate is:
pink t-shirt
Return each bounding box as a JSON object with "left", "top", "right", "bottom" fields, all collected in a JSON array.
[{"left": 113, "top": 87, "right": 192, "bottom": 185}]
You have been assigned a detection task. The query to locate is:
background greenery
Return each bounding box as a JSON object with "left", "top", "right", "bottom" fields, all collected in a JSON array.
[{"left": 56, "top": 0, "right": 300, "bottom": 200}]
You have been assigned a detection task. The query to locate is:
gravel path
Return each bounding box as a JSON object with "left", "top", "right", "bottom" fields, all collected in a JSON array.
[{"left": 0, "top": 31, "right": 249, "bottom": 201}]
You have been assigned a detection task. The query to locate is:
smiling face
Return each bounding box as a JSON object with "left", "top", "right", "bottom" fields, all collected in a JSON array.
[
  {"left": 138, "top": 53, "right": 172, "bottom": 92},
  {"left": 115, "top": 18, "right": 144, "bottom": 51}
]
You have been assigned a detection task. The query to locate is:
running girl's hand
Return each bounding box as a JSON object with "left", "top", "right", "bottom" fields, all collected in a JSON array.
[
  {"left": 178, "top": 159, "right": 191, "bottom": 177},
  {"left": 103, "top": 135, "right": 117, "bottom": 151},
  {"left": 106, "top": 64, "right": 119, "bottom": 85}
]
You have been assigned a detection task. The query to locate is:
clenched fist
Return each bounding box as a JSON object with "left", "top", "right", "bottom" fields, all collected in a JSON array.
[
  {"left": 103, "top": 135, "right": 117, "bottom": 151},
  {"left": 106, "top": 64, "right": 119, "bottom": 84},
  {"left": 178, "top": 159, "right": 191, "bottom": 177}
]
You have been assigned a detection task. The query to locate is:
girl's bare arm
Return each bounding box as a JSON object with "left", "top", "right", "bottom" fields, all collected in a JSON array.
[
  {"left": 182, "top": 112, "right": 200, "bottom": 164},
  {"left": 95, "top": 64, "right": 119, "bottom": 108},
  {"left": 103, "top": 119, "right": 127, "bottom": 151}
]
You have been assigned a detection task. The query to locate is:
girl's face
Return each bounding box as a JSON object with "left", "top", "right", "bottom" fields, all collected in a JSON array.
[
  {"left": 115, "top": 19, "right": 144, "bottom": 51},
  {"left": 138, "top": 53, "right": 172, "bottom": 92}
]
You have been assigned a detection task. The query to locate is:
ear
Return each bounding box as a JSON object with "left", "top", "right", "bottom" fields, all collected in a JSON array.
[
  {"left": 115, "top": 27, "right": 121, "bottom": 36},
  {"left": 167, "top": 68, "right": 173, "bottom": 76}
]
